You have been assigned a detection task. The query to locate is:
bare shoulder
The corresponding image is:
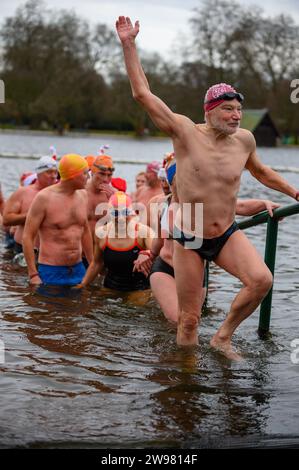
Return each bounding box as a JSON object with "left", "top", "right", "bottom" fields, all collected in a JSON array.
[
  {"left": 36, "top": 185, "right": 55, "bottom": 198},
  {"left": 77, "top": 189, "right": 88, "bottom": 199},
  {"left": 31, "top": 186, "right": 52, "bottom": 206},
  {"left": 176, "top": 113, "right": 195, "bottom": 131},
  {"left": 9, "top": 185, "right": 27, "bottom": 201},
  {"left": 236, "top": 128, "right": 256, "bottom": 151},
  {"left": 195, "top": 122, "right": 207, "bottom": 131},
  {"left": 148, "top": 194, "right": 167, "bottom": 205},
  {"left": 135, "top": 185, "right": 147, "bottom": 199},
  {"left": 177, "top": 113, "right": 194, "bottom": 124},
  {"left": 75, "top": 189, "right": 89, "bottom": 208},
  {"left": 78, "top": 189, "right": 88, "bottom": 199}
]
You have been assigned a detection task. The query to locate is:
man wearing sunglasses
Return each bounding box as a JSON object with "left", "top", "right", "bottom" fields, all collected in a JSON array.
[
  {"left": 86, "top": 154, "right": 116, "bottom": 240},
  {"left": 116, "top": 16, "right": 299, "bottom": 360}
]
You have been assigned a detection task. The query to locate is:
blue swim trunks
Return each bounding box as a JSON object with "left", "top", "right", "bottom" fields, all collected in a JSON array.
[{"left": 38, "top": 261, "right": 86, "bottom": 286}]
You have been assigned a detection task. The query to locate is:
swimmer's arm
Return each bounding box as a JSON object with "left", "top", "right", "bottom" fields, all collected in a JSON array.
[
  {"left": 144, "top": 227, "right": 155, "bottom": 250},
  {"left": 23, "top": 194, "right": 46, "bottom": 282},
  {"left": 81, "top": 222, "right": 93, "bottom": 265},
  {"left": 150, "top": 236, "right": 164, "bottom": 258},
  {"left": 0, "top": 189, "right": 4, "bottom": 215},
  {"left": 147, "top": 198, "right": 170, "bottom": 254},
  {"left": 133, "top": 225, "right": 156, "bottom": 276},
  {"left": 245, "top": 151, "right": 298, "bottom": 200},
  {"left": 142, "top": 220, "right": 164, "bottom": 255},
  {"left": 116, "top": 16, "right": 187, "bottom": 137},
  {"left": 80, "top": 243, "right": 104, "bottom": 287},
  {"left": 136, "top": 224, "right": 155, "bottom": 250},
  {"left": 147, "top": 198, "right": 158, "bottom": 231},
  {"left": 2, "top": 189, "right": 26, "bottom": 226},
  {"left": 236, "top": 199, "right": 281, "bottom": 218}
]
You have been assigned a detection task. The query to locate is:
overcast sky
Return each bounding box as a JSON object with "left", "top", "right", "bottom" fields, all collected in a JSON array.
[{"left": 1, "top": 0, "right": 299, "bottom": 57}]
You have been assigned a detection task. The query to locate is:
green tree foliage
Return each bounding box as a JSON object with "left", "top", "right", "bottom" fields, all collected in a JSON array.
[
  {"left": 188, "top": 0, "right": 299, "bottom": 135},
  {"left": 0, "top": 0, "right": 115, "bottom": 131},
  {"left": 0, "top": 0, "right": 299, "bottom": 138}
]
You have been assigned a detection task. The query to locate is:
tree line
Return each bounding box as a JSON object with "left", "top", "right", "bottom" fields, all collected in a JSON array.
[{"left": 0, "top": 0, "right": 299, "bottom": 138}]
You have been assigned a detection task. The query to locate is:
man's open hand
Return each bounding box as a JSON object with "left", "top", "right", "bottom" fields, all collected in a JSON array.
[{"left": 116, "top": 16, "right": 139, "bottom": 42}]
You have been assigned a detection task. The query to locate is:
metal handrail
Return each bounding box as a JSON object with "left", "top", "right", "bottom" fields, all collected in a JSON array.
[{"left": 237, "top": 202, "right": 299, "bottom": 338}]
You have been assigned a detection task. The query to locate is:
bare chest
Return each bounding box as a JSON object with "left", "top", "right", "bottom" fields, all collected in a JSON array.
[
  {"left": 88, "top": 191, "right": 109, "bottom": 219},
  {"left": 45, "top": 197, "right": 87, "bottom": 230},
  {"left": 206, "top": 149, "right": 245, "bottom": 185},
  {"left": 138, "top": 187, "right": 161, "bottom": 205},
  {"left": 178, "top": 136, "right": 248, "bottom": 187}
]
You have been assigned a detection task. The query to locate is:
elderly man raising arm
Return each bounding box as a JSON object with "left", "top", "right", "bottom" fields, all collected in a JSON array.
[{"left": 116, "top": 17, "right": 299, "bottom": 359}]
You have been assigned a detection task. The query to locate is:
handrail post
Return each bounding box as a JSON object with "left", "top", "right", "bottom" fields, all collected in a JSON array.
[{"left": 258, "top": 216, "right": 279, "bottom": 339}]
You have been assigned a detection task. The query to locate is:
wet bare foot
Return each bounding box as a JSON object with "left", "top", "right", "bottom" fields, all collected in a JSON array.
[
  {"left": 210, "top": 335, "right": 243, "bottom": 361},
  {"left": 177, "top": 317, "right": 199, "bottom": 346}
]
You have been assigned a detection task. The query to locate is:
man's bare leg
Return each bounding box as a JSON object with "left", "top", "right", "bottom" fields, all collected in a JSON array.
[
  {"left": 211, "top": 230, "right": 273, "bottom": 360},
  {"left": 173, "top": 242, "right": 205, "bottom": 346}
]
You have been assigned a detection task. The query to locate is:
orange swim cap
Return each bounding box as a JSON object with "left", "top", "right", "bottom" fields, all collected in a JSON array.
[
  {"left": 85, "top": 155, "right": 96, "bottom": 169},
  {"left": 58, "top": 154, "right": 88, "bottom": 181},
  {"left": 91, "top": 154, "right": 114, "bottom": 174}
]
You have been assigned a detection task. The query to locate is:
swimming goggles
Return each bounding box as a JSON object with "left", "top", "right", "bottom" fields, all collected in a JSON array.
[
  {"left": 205, "top": 92, "right": 244, "bottom": 104},
  {"left": 93, "top": 163, "right": 115, "bottom": 174},
  {"left": 109, "top": 208, "right": 132, "bottom": 218}
]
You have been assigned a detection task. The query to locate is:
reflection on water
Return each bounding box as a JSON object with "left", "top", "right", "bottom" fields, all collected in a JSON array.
[
  {"left": 0, "top": 137, "right": 299, "bottom": 447},
  {"left": 1, "top": 244, "right": 298, "bottom": 448}
]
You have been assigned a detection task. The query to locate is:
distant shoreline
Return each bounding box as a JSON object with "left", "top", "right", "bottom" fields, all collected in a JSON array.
[
  {"left": 0, "top": 127, "right": 298, "bottom": 147},
  {"left": 0, "top": 127, "right": 169, "bottom": 141}
]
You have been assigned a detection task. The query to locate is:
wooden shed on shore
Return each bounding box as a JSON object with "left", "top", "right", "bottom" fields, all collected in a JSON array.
[{"left": 241, "top": 109, "right": 279, "bottom": 147}]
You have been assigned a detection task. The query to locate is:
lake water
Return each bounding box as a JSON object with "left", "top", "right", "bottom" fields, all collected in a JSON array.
[{"left": 0, "top": 132, "right": 299, "bottom": 449}]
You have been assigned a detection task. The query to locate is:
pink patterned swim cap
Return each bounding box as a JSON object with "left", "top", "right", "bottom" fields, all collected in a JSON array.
[
  {"left": 146, "top": 161, "right": 161, "bottom": 174},
  {"left": 204, "top": 83, "right": 243, "bottom": 112}
]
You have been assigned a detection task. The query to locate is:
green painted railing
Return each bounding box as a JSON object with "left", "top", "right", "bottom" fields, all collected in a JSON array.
[{"left": 237, "top": 202, "right": 299, "bottom": 338}]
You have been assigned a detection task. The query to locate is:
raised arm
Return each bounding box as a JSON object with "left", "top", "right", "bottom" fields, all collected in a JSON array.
[
  {"left": 116, "top": 16, "right": 187, "bottom": 137},
  {"left": 116, "top": 16, "right": 149, "bottom": 91},
  {"left": 245, "top": 150, "right": 299, "bottom": 201},
  {"left": 0, "top": 185, "right": 4, "bottom": 216}
]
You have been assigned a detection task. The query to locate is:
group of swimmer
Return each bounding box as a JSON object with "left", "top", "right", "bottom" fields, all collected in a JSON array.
[{"left": 1, "top": 15, "right": 299, "bottom": 361}]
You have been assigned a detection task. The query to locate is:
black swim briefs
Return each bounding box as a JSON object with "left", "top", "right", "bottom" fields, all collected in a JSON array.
[{"left": 173, "top": 221, "right": 239, "bottom": 261}]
